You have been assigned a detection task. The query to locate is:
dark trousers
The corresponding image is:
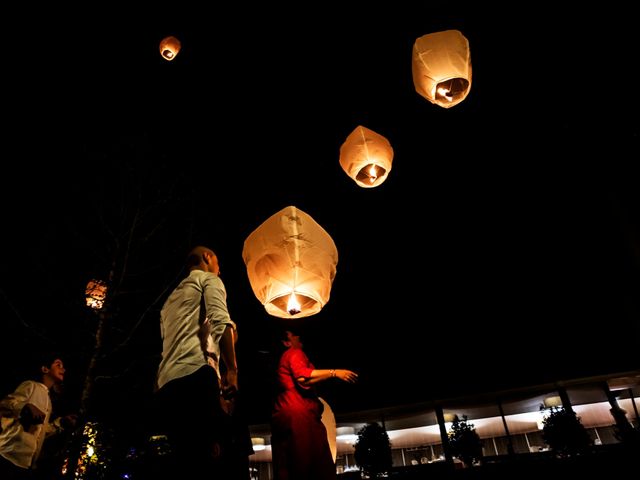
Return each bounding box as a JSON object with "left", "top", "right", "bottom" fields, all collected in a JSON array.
[
  {"left": 0, "top": 456, "right": 31, "bottom": 480},
  {"left": 152, "top": 365, "right": 225, "bottom": 479}
]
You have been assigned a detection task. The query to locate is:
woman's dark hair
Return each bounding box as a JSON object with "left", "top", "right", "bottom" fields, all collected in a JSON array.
[{"left": 273, "top": 318, "right": 305, "bottom": 341}]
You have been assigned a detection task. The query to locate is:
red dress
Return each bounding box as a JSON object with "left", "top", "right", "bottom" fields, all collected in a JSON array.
[{"left": 271, "top": 347, "right": 336, "bottom": 480}]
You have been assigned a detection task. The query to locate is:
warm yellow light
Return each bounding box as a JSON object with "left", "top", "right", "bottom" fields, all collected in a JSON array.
[
  {"left": 243, "top": 206, "right": 338, "bottom": 319},
  {"left": 368, "top": 164, "right": 378, "bottom": 182},
  {"left": 251, "top": 437, "right": 266, "bottom": 451},
  {"left": 339, "top": 126, "right": 393, "bottom": 188},
  {"left": 443, "top": 412, "right": 456, "bottom": 431},
  {"left": 437, "top": 87, "right": 452, "bottom": 101},
  {"left": 336, "top": 426, "right": 358, "bottom": 442},
  {"left": 543, "top": 395, "right": 562, "bottom": 408},
  {"left": 159, "top": 35, "right": 181, "bottom": 61},
  {"left": 85, "top": 279, "right": 107, "bottom": 310},
  {"left": 287, "top": 292, "right": 302, "bottom": 316},
  {"left": 443, "top": 413, "right": 456, "bottom": 422},
  {"left": 412, "top": 30, "right": 472, "bottom": 108}
]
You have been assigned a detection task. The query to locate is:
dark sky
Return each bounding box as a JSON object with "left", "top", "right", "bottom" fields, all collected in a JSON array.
[{"left": 1, "top": 4, "right": 639, "bottom": 427}]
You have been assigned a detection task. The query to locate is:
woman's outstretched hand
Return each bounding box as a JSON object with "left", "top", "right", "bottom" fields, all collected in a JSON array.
[{"left": 335, "top": 369, "right": 358, "bottom": 383}]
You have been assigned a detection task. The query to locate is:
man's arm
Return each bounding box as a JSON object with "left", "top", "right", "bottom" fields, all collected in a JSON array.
[{"left": 219, "top": 325, "right": 238, "bottom": 398}]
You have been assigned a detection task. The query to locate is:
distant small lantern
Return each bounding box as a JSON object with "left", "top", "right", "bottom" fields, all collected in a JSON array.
[
  {"left": 159, "top": 35, "right": 181, "bottom": 61},
  {"left": 242, "top": 205, "right": 338, "bottom": 319},
  {"left": 85, "top": 279, "right": 107, "bottom": 310},
  {"left": 339, "top": 125, "right": 394, "bottom": 188},
  {"left": 412, "top": 29, "right": 472, "bottom": 108}
]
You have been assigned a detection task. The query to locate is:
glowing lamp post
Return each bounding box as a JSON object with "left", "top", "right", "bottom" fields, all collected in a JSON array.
[
  {"left": 412, "top": 29, "right": 472, "bottom": 108},
  {"left": 159, "top": 35, "right": 181, "bottom": 61},
  {"left": 339, "top": 125, "right": 394, "bottom": 188},
  {"left": 242, "top": 206, "right": 338, "bottom": 319},
  {"left": 85, "top": 279, "right": 107, "bottom": 310}
]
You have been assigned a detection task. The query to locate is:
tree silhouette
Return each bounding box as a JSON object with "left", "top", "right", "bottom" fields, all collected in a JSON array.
[
  {"left": 39, "top": 137, "right": 201, "bottom": 478},
  {"left": 541, "top": 405, "right": 592, "bottom": 457},
  {"left": 354, "top": 422, "right": 392, "bottom": 478},
  {"left": 447, "top": 415, "right": 483, "bottom": 467}
]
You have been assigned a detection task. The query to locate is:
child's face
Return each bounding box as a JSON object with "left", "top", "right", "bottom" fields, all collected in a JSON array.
[{"left": 44, "top": 358, "right": 66, "bottom": 384}]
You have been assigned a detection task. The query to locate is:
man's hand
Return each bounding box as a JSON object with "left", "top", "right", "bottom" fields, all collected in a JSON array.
[
  {"left": 222, "top": 369, "right": 238, "bottom": 399},
  {"left": 20, "top": 403, "right": 45, "bottom": 431},
  {"left": 61, "top": 414, "right": 78, "bottom": 429}
]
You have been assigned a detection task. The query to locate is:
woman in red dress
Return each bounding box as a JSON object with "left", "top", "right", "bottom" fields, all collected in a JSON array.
[{"left": 271, "top": 329, "right": 358, "bottom": 480}]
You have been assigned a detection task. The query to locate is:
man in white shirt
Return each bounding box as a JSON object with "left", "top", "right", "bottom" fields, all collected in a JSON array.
[{"left": 154, "top": 245, "right": 239, "bottom": 479}]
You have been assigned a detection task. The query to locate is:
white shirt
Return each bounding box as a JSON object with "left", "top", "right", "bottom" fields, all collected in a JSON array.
[
  {"left": 156, "top": 269, "right": 236, "bottom": 390},
  {"left": 0, "top": 380, "right": 53, "bottom": 469}
]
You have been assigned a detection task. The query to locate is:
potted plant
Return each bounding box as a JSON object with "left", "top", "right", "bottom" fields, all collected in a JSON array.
[
  {"left": 447, "top": 415, "right": 483, "bottom": 467},
  {"left": 540, "top": 405, "right": 592, "bottom": 457},
  {"left": 354, "top": 422, "right": 392, "bottom": 478}
]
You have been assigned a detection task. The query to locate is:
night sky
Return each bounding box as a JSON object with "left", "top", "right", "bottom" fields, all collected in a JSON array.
[{"left": 1, "top": 3, "right": 639, "bottom": 428}]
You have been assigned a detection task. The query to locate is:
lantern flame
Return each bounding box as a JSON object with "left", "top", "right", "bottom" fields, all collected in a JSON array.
[
  {"left": 287, "top": 292, "right": 302, "bottom": 316},
  {"left": 437, "top": 87, "right": 453, "bottom": 101},
  {"left": 368, "top": 164, "right": 378, "bottom": 183}
]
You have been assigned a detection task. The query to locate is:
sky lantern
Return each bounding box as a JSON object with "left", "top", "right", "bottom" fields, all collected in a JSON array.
[
  {"left": 159, "top": 35, "right": 181, "bottom": 61},
  {"left": 85, "top": 279, "right": 107, "bottom": 310},
  {"left": 242, "top": 205, "right": 338, "bottom": 319},
  {"left": 339, "top": 125, "right": 394, "bottom": 188},
  {"left": 412, "top": 29, "right": 472, "bottom": 108}
]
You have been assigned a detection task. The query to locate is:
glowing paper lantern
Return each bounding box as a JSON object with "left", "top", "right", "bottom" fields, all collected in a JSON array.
[
  {"left": 242, "top": 206, "right": 338, "bottom": 319},
  {"left": 412, "top": 29, "right": 472, "bottom": 108},
  {"left": 159, "top": 35, "right": 181, "bottom": 61},
  {"left": 339, "top": 125, "right": 393, "bottom": 188},
  {"left": 85, "top": 279, "right": 107, "bottom": 310}
]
